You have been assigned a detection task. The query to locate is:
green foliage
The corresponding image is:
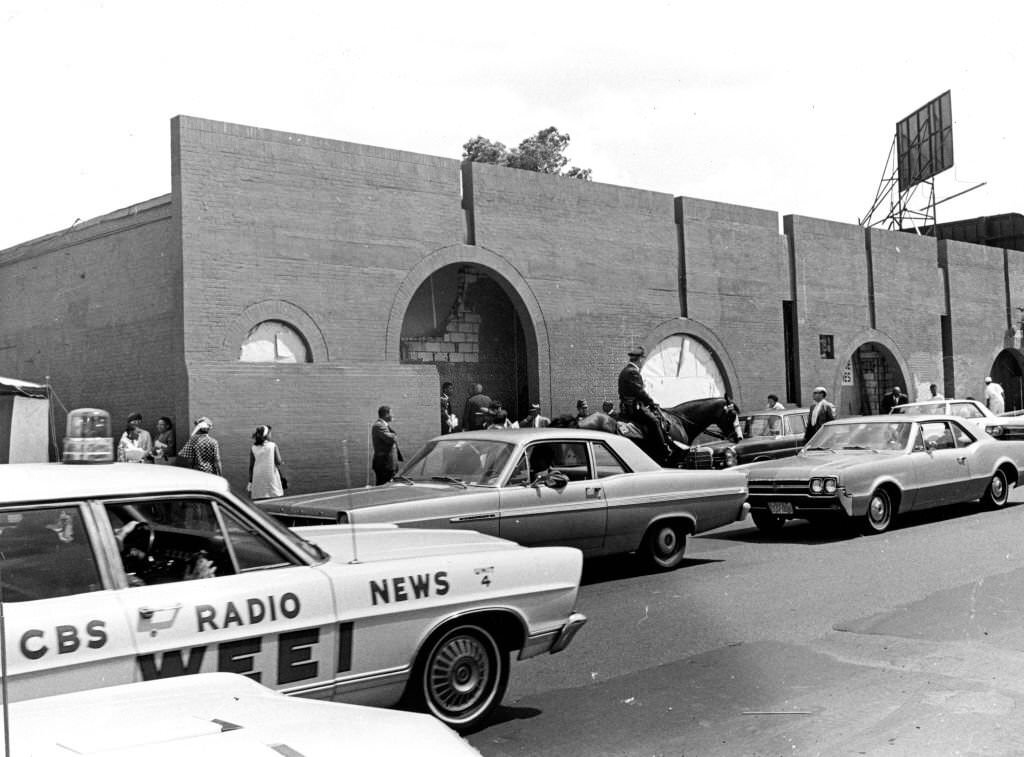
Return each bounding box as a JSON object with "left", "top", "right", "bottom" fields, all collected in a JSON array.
[{"left": 462, "top": 126, "right": 592, "bottom": 180}]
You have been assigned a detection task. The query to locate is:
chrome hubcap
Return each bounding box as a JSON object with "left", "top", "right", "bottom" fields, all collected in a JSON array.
[
  {"left": 429, "top": 635, "right": 490, "bottom": 714},
  {"left": 992, "top": 475, "right": 1006, "bottom": 501},
  {"left": 869, "top": 495, "right": 888, "bottom": 526},
  {"left": 657, "top": 528, "right": 677, "bottom": 555}
]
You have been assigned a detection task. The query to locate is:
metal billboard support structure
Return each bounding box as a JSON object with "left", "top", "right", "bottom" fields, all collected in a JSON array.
[{"left": 859, "top": 136, "right": 938, "bottom": 233}]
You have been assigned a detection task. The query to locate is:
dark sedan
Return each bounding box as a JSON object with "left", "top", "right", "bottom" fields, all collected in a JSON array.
[{"left": 683, "top": 408, "right": 809, "bottom": 469}]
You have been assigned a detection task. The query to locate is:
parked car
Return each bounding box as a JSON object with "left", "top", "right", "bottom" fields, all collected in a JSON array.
[
  {"left": 741, "top": 415, "right": 1024, "bottom": 534},
  {"left": 891, "top": 398, "right": 1024, "bottom": 440},
  {"left": 2, "top": 672, "right": 480, "bottom": 756},
  {"left": 259, "top": 428, "right": 750, "bottom": 571},
  {"left": 682, "top": 408, "right": 809, "bottom": 469},
  {"left": 0, "top": 462, "right": 587, "bottom": 732}
]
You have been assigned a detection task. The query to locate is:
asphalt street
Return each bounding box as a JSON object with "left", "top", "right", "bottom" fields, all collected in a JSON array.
[{"left": 466, "top": 488, "right": 1024, "bottom": 757}]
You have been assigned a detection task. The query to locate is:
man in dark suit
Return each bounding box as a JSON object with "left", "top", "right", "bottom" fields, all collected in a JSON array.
[
  {"left": 618, "top": 346, "right": 671, "bottom": 459},
  {"left": 804, "top": 386, "right": 837, "bottom": 443},
  {"left": 371, "top": 405, "right": 403, "bottom": 485},
  {"left": 463, "top": 384, "right": 492, "bottom": 431},
  {"left": 880, "top": 385, "right": 908, "bottom": 415}
]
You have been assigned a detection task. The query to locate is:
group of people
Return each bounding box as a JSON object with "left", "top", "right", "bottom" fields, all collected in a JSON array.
[
  {"left": 115, "top": 413, "right": 286, "bottom": 499},
  {"left": 441, "top": 381, "right": 614, "bottom": 436}
]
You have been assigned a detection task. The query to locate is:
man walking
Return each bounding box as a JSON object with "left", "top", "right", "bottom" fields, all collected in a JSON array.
[
  {"left": 880, "top": 386, "right": 908, "bottom": 414},
  {"left": 985, "top": 376, "right": 1005, "bottom": 414},
  {"left": 804, "top": 386, "right": 836, "bottom": 443},
  {"left": 440, "top": 382, "right": 457, "bottom": 434},
  {"left": 371, "top": 405, "right": 402, "bottom": 485}
]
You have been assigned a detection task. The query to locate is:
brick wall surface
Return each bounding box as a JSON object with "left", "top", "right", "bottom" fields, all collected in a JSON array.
[
  {"left": 942, "top": 239, "right": 1009, "bottom": 398},
  {"left": 187, "top": 361, "right": 439, "bottom": 493},
  {"left": 0, "top": 197, "right": 186, "bottom": 442},
  {"left": 2, "top": 115, "right": 1023, "bottom": 477},
  {"left": 678, "top": 197, "right": 790, "bottom": 408},
  {"left": 467, "top": 161, "right": 679, "bottom": 415}
]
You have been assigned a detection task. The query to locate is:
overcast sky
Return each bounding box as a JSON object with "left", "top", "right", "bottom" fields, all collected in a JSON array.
[{"left": 2, "top": 1, "right": 1021, "bottom": 251}]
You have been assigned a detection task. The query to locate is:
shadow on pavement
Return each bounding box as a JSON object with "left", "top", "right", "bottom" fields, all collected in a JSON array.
[{"left": 580, "top": 554, "right": 722, "bottom": 585}]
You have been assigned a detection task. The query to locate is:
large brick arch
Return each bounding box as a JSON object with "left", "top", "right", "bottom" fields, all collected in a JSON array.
[
  {"left": 384, "top": 244, "right": 552, "bottom": 403},
  {"left": 642, "top": 317, "right": 744, "bottom": 408},
  {"left": 832, "top": 328, "right": 911, "bottom": 399},
  {"left": 221, "top": 299, "right": 330, "bottom": 362}
]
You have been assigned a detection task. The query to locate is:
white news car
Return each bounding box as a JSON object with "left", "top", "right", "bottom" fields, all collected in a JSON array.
[
  {"left": 2, "top": 672, "right": 480, "bottom": 756},
  {"left": 0, "top": 463, "right": 586, "bottom": 732}
]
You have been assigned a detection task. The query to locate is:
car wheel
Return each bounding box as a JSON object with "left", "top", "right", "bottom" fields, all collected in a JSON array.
[
  {"left": 982, "top": 469, "right": 1010, "bottom": 509},
  {"left": 751, "top": 511, "right": 786, "bottom": 534},
  {"left": 861, "top": 488, "right": 894, "bottom": 534},
  {"left": 642, "top": 521, "right": 688, "bottom": 570},
  {"left": 409, "top": 623, "right": 509, "bottom": 733}
]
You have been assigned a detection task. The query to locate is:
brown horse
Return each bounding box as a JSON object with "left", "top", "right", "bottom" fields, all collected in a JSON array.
[{"left": 554, "top": 397, "right": 743, "bottom": 466}]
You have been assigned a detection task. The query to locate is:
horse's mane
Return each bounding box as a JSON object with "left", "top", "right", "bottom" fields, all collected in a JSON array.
[{"left": 547, "top": 414, "right": 579, "bottom": 428}]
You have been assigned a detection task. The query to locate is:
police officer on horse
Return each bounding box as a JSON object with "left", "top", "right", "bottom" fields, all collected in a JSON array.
[{"left": 618, "top": 346, "right": 672, "bottom": 460}]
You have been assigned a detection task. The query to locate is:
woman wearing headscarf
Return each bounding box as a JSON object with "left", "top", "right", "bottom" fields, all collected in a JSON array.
[
  {"left": 117, "top": 412, "right": 153, "bottom": 462},
  {"left": 247, "top": 424, "right": 285, "bottom": 499},
  {"left": 177, "top": 416, "right": 223, "bottom": 475}
]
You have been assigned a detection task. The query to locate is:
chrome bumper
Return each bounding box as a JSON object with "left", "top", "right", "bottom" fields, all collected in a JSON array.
[{"left": 519, "top": 612, "right": 588, "bottom": 660}]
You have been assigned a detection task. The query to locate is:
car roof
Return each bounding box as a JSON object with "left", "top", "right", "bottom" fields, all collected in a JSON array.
[
  {"left": 894, "top": 398, "right": 977, "bottom": 408},
  {"left": 829, "top": 414, "right": 960, "bottom": 425},
  {"left": 432, "top": 428, "right": 621, "bottom": 442},
  {"left": 0, "top": 463, "right": 231, "bottom": 505},
  {"left": 743, "top": 408, "right": 807, "bottom": 416}
]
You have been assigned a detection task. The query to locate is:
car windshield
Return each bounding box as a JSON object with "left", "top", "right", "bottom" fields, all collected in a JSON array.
[
  {"left": 742, "top": 414, "right": 784, "bottom": 437},
  {"left": 400, "top": 438, "right": 516, "bottom": 486},
  {"left": 805, "top": 422, "right": 912, "bottom": 452}
]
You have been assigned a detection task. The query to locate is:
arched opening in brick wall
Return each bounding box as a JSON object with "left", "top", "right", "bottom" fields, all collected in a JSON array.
[
  {"left": 837, "top": 342, "right": 907, "bottom": 416},
  {"left": 399, "top": 263, "right": 537, "bottom": 426},
  {"left": 989, "top": 349, "right": 1024, "bottom": 412},
  {"left": 641, "top": 334, "right": 730, "bottom": 407}
]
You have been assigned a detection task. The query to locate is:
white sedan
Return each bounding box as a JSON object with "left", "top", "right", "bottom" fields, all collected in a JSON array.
[
  {"left": 0, "top": 463, "right": 586, "bottom": 732},
  {"left": 3, "top": 672, "right": 480, "bottom": 756},
  {"left": 891, "top": 398, "right": 1024, "bottom": 440}
]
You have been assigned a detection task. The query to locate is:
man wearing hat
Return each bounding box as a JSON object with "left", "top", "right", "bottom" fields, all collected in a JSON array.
[
  {"left": 518, "top": 402, "right": 549, "bottom": 428},
  {"left": 880, "top": 385, "right": 908, "bottom": 415},
  {"left": 985, "top": 376, "right": 1005, "bottom": 414},
  {"left": 618, "top": 346, "right": 671, "bottom": 459},
  {"left": 804, "top": 386, "right": 837, "bottom": 443}
]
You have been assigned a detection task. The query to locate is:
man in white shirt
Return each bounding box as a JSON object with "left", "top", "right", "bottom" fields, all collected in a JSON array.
[
  {"left": 766, "top": 394, "right": 785, "bottom": 410},
  {"left": 985, "top": 377, "right": 1005, "bottom": 414}
]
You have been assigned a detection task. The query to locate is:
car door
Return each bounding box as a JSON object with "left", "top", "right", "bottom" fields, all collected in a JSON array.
[
  {"left": 0, "top": 501, "right": 138, "bottom": 702},
  {"left": 100, "top": 495, "right": 339, "bottom": 699},
  {"left": 781, "top": 414, "right": 807, "bottom": 457},
  {"left": 498, "top": 440, "right": 608, "bottom": 553},
  {"left": 911, "top": 420, "right": 972, "bottom": 507}
]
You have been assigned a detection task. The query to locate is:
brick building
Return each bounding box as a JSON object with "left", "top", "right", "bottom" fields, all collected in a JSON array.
[{"left": 2, "top": 116, "right": 1022, "bottom": 493}]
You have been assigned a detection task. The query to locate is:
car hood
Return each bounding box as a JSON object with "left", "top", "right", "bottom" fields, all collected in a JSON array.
[
  {"left": 272, "top": 483, "right": 478, "bottom": 517},
  {"left": 739, "top": 451, "right": 898, "bottom": 478},
  {"left": 294, "top": 522, "right": 522, "bottom": 564}
]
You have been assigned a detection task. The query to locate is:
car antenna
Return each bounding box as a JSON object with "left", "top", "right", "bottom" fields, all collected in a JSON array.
[
  {"left": 0, "top": 569, "right": 10, "bottom": 757},
  {"left": 348, "top": 507, "right": 360, "bottom": 564}
]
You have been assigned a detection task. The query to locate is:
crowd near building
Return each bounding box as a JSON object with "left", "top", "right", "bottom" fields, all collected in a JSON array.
[{"left": 2, "top": 116, "right": 1023, "bottom": 493}]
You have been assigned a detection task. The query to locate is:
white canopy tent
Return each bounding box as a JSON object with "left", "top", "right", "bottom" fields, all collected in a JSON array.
[{"left": 0, "top": 376, "right": 50, "bottom": 463}]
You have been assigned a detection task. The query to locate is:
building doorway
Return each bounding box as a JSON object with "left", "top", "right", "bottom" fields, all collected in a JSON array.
[
  {"left": 399, "top": 264, "right": 537, "bottom": 426},
  {"left": 641, "top": 334, "right": 730, "bottom": 407},
  {"left": 837, "top": 342, "right": 907, "bottom": 416}
]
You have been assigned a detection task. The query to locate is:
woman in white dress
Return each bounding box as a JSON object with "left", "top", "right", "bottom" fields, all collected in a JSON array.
[
  {"left": 117, "top": 412, "right": 153, "bottom": 462},
  {"left": 247, "top": 425, "right": 284, "bottom": 499}
]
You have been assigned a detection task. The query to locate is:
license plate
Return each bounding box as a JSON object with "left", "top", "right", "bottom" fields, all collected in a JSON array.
[{"left": 768, "top": 501, "right": 793, "bottom": 515}]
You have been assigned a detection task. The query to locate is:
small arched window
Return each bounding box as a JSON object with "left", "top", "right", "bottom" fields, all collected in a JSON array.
[{"left": 240, "top": 320, "right": 311, "bottom": 363}]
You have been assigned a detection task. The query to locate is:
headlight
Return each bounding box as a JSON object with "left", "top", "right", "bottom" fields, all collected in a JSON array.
[
  {"left": 337, "top": 511, "right": 349, "bottom": 524},
  {"left": 810, "top": 478, "right": 824, "bottom": 494},
  {"left": 722, "top": 447, "right": 738, "bottom": 467},
  {"left": 987, "top": 425, "right": 1005, "bottom": 437},
  {"left": 824, "top": 477, "right": 838, "bottom": 494}
]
